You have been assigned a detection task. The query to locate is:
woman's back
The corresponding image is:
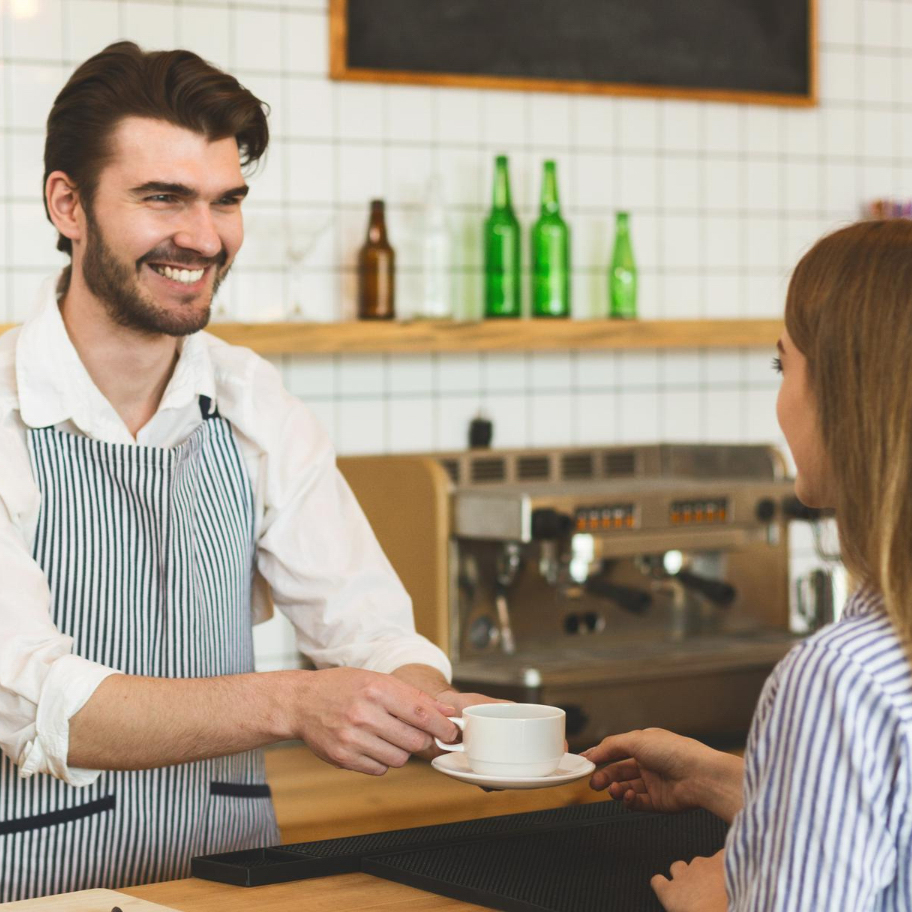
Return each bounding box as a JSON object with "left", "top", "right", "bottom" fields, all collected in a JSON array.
[{"left": 726, "top": 588, "right": 912, "bottom": 911}]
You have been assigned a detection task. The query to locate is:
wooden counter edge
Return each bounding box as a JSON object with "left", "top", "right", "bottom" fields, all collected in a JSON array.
[{"left": 119, "top": 871, "right": 490, "bottom": 911}]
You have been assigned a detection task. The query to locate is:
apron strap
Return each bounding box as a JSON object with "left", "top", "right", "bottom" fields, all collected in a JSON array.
[{"left": 198, "top": 395, "right": 221, "bottom": 420}]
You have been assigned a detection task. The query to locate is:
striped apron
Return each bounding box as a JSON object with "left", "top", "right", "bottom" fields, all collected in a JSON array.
[{"left": 0, "top": 398, "right": 279, "bottom": 901}]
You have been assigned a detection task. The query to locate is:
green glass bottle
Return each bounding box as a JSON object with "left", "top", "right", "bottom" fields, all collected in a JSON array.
[
  {"left": 609, "top": 211, "right": 637, "bottom": 319},
  {"left": 483, "top": 155, "right": 521, "bottom": 318},
  {"left": 531, "top": 160, "right": 570, "bottom": 318}
]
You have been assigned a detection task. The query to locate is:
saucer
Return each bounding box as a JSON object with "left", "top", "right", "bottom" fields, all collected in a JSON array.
[{"left": 431, "top": 752, "right": 595, "bottom": 790}]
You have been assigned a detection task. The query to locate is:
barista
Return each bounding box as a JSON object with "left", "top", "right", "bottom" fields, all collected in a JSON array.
[{"left": 0, "top": 42, "right": 492, "bottom": 901}]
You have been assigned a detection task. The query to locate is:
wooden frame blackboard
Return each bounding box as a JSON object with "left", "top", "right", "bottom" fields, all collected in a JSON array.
[{"left": 329, "top": 0, "right": 817, "bottom": 107}]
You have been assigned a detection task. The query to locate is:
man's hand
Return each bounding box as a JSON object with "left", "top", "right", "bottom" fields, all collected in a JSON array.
[
  {"left": 418, "top": 688, "right": 509, "bottom": 760},
  {"left": 388, "top": 664, "right": 509, "bottom": 760},
  {"left": 582, "top": 728, "right": 743, "bottom": 821},
  {"left": 389, "top": 666, "right": 506, "bottom": 718},
  {"left": 288, "top": 667, "right": 459, "bottom": 776},
  {"left": 434, "top": 688, "right": 509, "bottom": 716},
  {"left": 651, "top": 850, "right": 728, "bottom": 912}
]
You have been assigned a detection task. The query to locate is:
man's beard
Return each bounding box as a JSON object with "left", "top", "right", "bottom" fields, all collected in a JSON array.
[{"left": 81, "top": 211, "right": 230, "bottom": 337}]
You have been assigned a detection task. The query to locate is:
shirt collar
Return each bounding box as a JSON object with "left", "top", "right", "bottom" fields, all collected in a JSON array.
[
  {"left": 16, "top": 273, "right": 217, "bottom": 439},
  {"left": 842, "top": 586, "right": 885, "bottom": 619}
]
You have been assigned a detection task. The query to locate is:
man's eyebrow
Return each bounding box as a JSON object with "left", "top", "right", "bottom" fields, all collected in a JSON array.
[
  {"left": 129, "top": 181, "right": 249, "bottom": 200},
  {"left": 219, "top": 184, "right": 250, "bottom": 200},
  {"left": 776, "top": 338, "right": 785, "bottom": 354},
  {"left": 130, "top": 181, "right": 196, "bottom": 197}
]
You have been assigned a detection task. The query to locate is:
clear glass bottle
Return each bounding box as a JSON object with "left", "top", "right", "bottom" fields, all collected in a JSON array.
[
  {"left": 420, "top": 174, "right": 451, "bottom": 319},
  {"left": 483, "top": 155, "right": 521, "bottom": 318},
  {"left": 531, "top": 160, "right": 570, "bottom": 318},
  {"left": 609, "top": 211, "right": 637, "bottom": 319},
  {"left": 358, "top": 199, "right": 395, "bottom": 320}
]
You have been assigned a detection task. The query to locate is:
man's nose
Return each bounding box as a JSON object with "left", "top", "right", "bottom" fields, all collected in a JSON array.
[{"left": 172, "top": 203, "right": 222, "bottom": 259}]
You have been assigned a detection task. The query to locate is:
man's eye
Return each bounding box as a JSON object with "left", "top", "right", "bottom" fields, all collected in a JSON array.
[
  {"left": 217, "top": 197, "right": 242, "bottom": 207},
  {"left": 147, "top": 194, "right": 177, "bottom": 203}
]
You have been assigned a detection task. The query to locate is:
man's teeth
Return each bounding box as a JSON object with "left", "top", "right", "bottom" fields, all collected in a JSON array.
[{"left": 151, "top": 264, "right": 205, "bottom": 284}]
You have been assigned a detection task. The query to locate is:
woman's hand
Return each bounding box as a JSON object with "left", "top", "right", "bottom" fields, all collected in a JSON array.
[
  {"left": 582, "top": 728, "right": 743, "bottom": 821},
  {"left": 651, "top": 850, "right": 728, "bottom": 912}
]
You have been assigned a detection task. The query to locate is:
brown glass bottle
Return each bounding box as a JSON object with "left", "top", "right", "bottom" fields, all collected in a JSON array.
[{"left": 358, "top": 199, "right": 395, "bottom": 320}]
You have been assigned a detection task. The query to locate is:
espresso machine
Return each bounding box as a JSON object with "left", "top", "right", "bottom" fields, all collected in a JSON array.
[{"left": 339, "top": 443, "right": 801, "bottom": 749}]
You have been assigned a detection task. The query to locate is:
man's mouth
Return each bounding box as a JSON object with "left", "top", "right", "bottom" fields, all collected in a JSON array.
[{"left": 148, "top": 263, "right": 208, "bottom": 285}]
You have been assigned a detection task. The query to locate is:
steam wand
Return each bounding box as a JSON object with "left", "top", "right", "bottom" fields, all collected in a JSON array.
[{"left": 494, "top": 542, "right": 522, "bottom": 655}]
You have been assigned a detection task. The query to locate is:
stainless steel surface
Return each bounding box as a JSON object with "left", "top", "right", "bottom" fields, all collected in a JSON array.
[
  {"left": 453, "top": 477, "right": 788, "bottom": 546},
  {"left": 436, "top": 442, "right": 787, "bottom": 489},
  {"left": 454, "top": 631, "right": 799, "bottom": 687},
  {"left": 453, "top": 629, "right": 801, "bottom": 745},
  {"left": 454, "top": 491, "right": 531, "bottom": 541},
  {"left": 433, "top": 444, "right": 796, "bottom": 747}
]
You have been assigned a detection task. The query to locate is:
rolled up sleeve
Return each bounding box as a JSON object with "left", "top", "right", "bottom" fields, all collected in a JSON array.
[
  {"left": 13, "top": 653, "right": 122, "bottom": 786},
  {"left": 0, "top": 433, "right": 122, "bottom": 787}
]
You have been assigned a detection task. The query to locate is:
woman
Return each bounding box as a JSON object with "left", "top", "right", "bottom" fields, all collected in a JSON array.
[{"left": 584, "top": 220, "right": 912, "bottom": 911}]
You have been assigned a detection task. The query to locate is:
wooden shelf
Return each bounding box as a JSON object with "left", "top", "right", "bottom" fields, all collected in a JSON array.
[{"left": 0, "top": 318, "right": 783, "bottom": 355}]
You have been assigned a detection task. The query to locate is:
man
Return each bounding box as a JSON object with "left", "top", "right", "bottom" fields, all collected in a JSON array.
[{"left": 0, "top": 42, "right": 487, "bottom": 901}]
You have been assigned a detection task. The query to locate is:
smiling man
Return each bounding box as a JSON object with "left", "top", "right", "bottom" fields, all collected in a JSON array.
[
  {"left": 0, "top": 42, "right": 489, "bottom": 901},
  {"left": 73, "top": 125, "right": 242, "bottom": 336}
]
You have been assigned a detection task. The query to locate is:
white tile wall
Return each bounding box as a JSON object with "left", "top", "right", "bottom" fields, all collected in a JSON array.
[{"left": 0, "top": 0, "right": 888, "bottom": 666}]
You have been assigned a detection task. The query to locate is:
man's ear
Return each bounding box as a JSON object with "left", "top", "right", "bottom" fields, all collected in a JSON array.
[{"left": 45, "top": 171, "right": 84, "bottom": 244}]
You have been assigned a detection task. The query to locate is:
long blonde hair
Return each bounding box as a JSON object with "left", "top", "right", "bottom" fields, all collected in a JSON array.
[{"left": 786, "top": 220, "right": 912, "bottom": 644}]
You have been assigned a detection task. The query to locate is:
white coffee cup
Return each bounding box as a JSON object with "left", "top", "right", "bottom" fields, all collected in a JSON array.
[{"left": 434, "top": 703, "right": 565, "bottom": 777}]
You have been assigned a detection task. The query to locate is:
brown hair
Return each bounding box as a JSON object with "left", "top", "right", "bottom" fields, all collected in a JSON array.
[
  {"left": 785, "top": 219, "right": 912, "bottom": 644},
  {"left": 44, "top": 41, "right": 270, "bottom": 256}
]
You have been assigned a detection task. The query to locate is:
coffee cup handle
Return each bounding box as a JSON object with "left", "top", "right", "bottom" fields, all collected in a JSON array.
[{"left": 434, "top": 717, "right": 466, "bottom": 752}]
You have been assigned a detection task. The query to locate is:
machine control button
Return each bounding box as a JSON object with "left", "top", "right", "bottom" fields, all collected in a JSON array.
[
  {"left": 574, "top": 502, "right": 636, "bottom": 532},
  {"left": 670, "top": 498, "right": 729, "bottom": 524},
  {"left": 558, "top": 704, "right": 589, "bottom": 738},
  {"left": 531, "top": 508, "right": 574, "bottom": 540},
  {"left": 563, "top": 611, "right": 606, "bottom": 635},
  {"left": 583, "top": 611, "right": 604, "bottom": 633},
  {"left": 755, "top": 498, "right": 777, "bottom": 522},
  {"left": 781, "top": 495, "right": 831, "bottom": 522}
]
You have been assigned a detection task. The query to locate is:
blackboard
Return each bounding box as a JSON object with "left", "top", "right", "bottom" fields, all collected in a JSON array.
[{"left": 329, "top": 0, "right": 817, "bottom": 106}]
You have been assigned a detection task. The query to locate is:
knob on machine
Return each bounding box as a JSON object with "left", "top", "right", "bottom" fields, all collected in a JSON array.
[
  {"left": 531, "top": 507, "right": 573, "bottom": 540},
  {"left": 755, "top": 497, "right": 777, "bottom": 522},
  {"left": 781, "top": 495, "right": 831, "bottom": 522}
]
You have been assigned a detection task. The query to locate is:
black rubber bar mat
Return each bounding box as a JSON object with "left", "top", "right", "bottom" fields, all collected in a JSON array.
[
  {"left": 192, "top": 800, "right": 627, "bottom": 885},
  {"left": 192, "top": 800, "right": 727, "bottom": 898},
  {"left": 364, "top": 808, "right": 728, "bottom": 912}
]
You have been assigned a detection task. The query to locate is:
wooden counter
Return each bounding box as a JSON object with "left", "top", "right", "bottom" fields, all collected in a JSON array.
[
  {"left": 120, "top": 742, "right": 611, "bottom": 910},
  {"left": 122, "top": 873, "right": 488, "bottom": 910}
]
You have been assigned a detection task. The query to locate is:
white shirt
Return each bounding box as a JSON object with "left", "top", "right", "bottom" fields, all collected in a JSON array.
[{"left": 0, "top": 279, "right": 451, "bottom": 787}]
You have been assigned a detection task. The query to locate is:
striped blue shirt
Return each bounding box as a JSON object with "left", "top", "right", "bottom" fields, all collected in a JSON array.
[{"left": 725, "top": 588, "right": 912, "bottom": 911}]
